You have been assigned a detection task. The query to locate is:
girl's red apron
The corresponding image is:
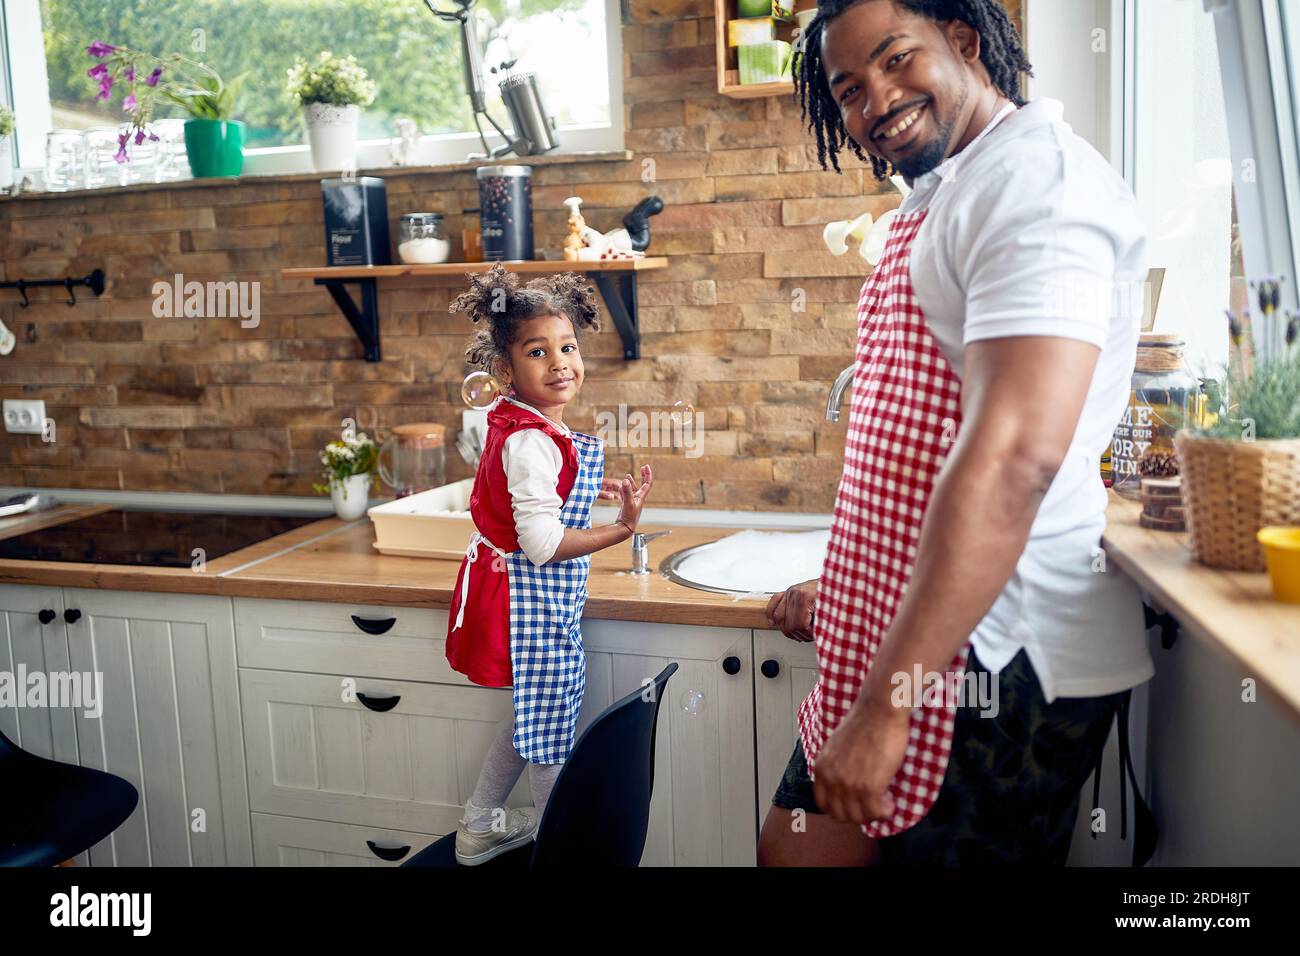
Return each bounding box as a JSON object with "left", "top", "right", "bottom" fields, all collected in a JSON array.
[
  {"left": 445, "top": 397, "right": 578, "bottom": 688},
  {"left": 796, "top": 206, "right": 968, "bottom": 838}
]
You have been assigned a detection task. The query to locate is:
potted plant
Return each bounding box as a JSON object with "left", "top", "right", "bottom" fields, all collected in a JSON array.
[
  {"left": 84, "top": 40, "right": 246, "bottom": 177},
  {"left": 1174, "top": 278, "right": 1300, "bottom": 571},
  {"left": 0, "top": 105, "right": 15, "bottom": 191},
  {"left": 286, "top": 52, "right": 377, "bottom": 172},
  {"left": 312, "top": 429, "right": 380, "bottom": 520}
]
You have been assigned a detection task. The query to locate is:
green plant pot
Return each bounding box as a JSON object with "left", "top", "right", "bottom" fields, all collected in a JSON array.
[{"left": 183, "top": 119, "right": 245, "bottom": 178}]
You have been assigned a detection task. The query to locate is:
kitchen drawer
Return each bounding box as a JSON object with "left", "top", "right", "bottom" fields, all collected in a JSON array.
[
  {"left": 251, "top": 812, "right": 442, "bottom": 867},
  {"left": 240, "top": 667, "right": 529, "bottom": 834},
  {"left": 234, "top": 596, "right": 464, "bottom": 684}
]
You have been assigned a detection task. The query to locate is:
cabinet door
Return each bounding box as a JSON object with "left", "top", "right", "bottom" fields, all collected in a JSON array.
[
  {"left": 251, "top": 812, "right": 441, "bottom": 867},
  {"left": 0, "top": 584, "right": 78, "bottom": 766},
  {"left": 63, "top": 588, "right": 252, "bottom": 866},
  {"left": 240, "top": 668, "right": 529, "bottom": 835},
  {"left": 753, "top": 629, "right": 819, "bottom": 814},
  {"left": 581, "top": 619, "right": 756, "bottom": 867}
]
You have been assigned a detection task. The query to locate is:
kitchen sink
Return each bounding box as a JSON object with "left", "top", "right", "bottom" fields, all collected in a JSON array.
[{"left": 659, "top": 528, "right": 831, "bottom": 597}]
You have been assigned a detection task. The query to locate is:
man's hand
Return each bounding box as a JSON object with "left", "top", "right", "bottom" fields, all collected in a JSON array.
[
  {"left": 765, "top": 578, "right": 818, "bottom": 642},
  {"left": 811, "top": 696, "right": 912, "bottom": 825}
]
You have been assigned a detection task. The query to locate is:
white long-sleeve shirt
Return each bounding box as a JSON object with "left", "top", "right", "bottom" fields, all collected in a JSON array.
[{"left": 499, "top": 397, "right": 570, "bottom": 566}]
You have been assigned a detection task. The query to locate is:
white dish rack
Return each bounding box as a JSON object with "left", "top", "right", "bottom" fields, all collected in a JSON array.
[{"left": 367, "top": 478, "right": 476, "bottom": 560}]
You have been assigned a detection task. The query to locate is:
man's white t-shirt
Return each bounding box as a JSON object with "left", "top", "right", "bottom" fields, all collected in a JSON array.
[{"left": 899, "top": 96, "right": 1154, "bottom": 700}]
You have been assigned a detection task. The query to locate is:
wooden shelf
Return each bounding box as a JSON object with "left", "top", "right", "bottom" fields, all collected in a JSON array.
[
  {"left": 714, "top": 0, "right": 800, "bottom": 99},
  {"left": 280, "top": 258, "right": 668, "bottom": 362},
  {"left": 281, "top": 258, "right": 668, "bottom": 281}
]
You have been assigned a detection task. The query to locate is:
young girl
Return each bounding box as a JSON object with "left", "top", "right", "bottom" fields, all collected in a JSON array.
[{"left": 445, "top": 262, "right": 654, "bottom": 865}]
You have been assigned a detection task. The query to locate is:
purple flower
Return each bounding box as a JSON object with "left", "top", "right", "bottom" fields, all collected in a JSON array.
[
  {"left": 87, "top": 40, "right": 118, "bottom": 58},
  {"left": 134, "top": 128, "right": 146, "bottom": 145},
  {"left": 148, "top": 132, "right": 160, "bottom": 142},
  {"left": 145, "top": 67, "right": 163, "bottom": 87},
  {"left": 114, "top": 139, "right": 128, "bottom": 163},
  {"left": 125, "top": 66, "right": 135, "bottom": 81},
  {"left": 97, "top": 76, "right": 114, "bottom": 100},
  {"left": 123, "top": 93, "right": 137, "bottom": 112},
  {"left": 87, "top": 62, "right": 108, "bottom": 80}
]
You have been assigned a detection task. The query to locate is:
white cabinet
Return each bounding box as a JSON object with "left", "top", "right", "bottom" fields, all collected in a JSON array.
[
  {"left": 234, "top": 597, "right": 456, "bottom": 684},
  {"left": 251, "top": 812, "right": 440, "bottom": 867},
  {"left": 240, "top": 667, "right": 527, "bottom": 835},
  {"left": 582, "top": 619, "right": 757, "bottom": 866},
  {"left": 62, "top": 588, "right": 252, "bottom": 866},
  {"left": 753, "top": 629, "right": 819, "bottom": 812},
  {"left": 0, "top": 584, "right": 79, "bottom": 768}
]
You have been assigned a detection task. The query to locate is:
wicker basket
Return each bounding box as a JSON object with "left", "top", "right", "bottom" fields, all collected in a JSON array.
[{"left": 1174, "top": 431, "right": 1300, "bottom": 571}]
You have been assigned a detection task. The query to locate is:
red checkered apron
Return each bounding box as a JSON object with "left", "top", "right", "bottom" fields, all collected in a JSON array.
[{"left": 796, "top": 207, "right": 968, "bottom": 837}]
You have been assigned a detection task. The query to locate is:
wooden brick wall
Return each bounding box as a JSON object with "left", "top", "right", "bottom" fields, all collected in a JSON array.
[{"left": 0, "top": 0, "right": 1021, "bottom": 511}]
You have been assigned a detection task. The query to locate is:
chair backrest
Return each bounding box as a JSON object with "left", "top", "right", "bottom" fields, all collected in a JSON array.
[{"left": 529, "top": 662, "right": 678, "bottom": 867}]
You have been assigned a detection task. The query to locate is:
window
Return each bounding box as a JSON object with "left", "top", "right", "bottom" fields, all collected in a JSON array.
[
  {"left": 4, "top": 0, "right": 622, "bottom": 178},
  {"left": 1129, "top": 0, "right": 1238, "bottom": 380},
  {"left": 1205, "top": 0, "right": 1300, "bottom": 362}
]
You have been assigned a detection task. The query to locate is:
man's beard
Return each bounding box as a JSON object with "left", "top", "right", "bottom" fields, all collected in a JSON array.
[{"left": 893, "top": 77, "right": 969, "bottom": 178}]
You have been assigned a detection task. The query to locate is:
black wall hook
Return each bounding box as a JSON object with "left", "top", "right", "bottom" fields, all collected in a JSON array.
[{"left": 3, "top": 269, "right": 105, "bottom": 308}]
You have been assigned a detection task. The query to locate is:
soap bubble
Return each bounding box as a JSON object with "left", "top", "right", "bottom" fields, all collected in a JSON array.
[
  {"left": 680, "top": 688, "right": 707, "bottom": 717},
  {"left": 461, "top": 371, "right": 502, "bottom": 409},
  {"left": 670, "top": 400, "right": 696, "bottom": 426}
]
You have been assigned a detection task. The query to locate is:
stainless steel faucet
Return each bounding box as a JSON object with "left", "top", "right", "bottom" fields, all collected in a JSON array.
[
  {"left": 825, "top": 364, "right": 854, "bottom": 422},
  {"left": 631, "top": 529, "right": 671, "bottom": 574}
]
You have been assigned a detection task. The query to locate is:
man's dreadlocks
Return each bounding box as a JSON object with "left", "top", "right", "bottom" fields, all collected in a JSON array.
[{"left": 794, "top": 0, "right": 1033, "bottom": 180}]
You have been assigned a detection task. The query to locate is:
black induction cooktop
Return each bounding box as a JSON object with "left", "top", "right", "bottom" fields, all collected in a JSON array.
[{"left": 0, "top": 509, "right": 324, "bottom": 568}]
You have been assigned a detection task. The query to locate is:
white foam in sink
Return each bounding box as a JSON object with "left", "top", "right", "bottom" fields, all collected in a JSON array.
[{"left": 672, "top": 528, "right": 831, "bottom": 594}]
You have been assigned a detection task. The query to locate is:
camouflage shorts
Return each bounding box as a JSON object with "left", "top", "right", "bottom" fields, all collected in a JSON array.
[{"left": 771, "top": 648, "right": 1129, "bottom": 866}]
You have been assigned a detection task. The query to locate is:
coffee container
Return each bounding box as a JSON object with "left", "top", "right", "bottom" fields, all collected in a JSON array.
[
  {"left": 321, "top": 176, "right": 392, "bottom": 266},
  {"left": 476, "top": 165, "right": 533, "bottom": 261}
]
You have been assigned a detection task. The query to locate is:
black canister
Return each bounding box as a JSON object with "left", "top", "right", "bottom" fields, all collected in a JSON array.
[
  {"left": 321, "top": 176, "right": 391, "bottom": 266},
  {"left": 476, "top": 165, "right": 533, "bottom": 261}
]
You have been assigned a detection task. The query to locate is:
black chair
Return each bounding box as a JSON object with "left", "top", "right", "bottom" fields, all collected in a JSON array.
[
  {"left": 402, "top": 661, "right": 678, "bottom": 868},
  {"left": 0, "top": 728, "right": 139, "bottom": 867}
]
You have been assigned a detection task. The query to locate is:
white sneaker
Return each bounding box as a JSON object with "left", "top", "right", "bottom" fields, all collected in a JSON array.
[{"left": 454, "top": 807, "right": 539, "bottom": 866}]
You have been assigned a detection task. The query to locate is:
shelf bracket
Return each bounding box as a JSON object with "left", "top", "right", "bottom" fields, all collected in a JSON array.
[
  {"left": 316, "top": 277, "right": 381, "bottom": 362},
  {"left": 591, "top": 271, "right": 641, "bottom": 360}
]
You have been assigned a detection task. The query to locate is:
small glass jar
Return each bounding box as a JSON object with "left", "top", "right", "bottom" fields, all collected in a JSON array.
[
  {"left": 461, "top": 207, "right": 482, "bottom": 262},
  {"left": 44, "top": 129, "right": 86, "bottom": 191},
  {"left": 397, "top": 212, "right": 450, "bottom": 264},
  {"left": 1110, "top": 333, "right": 1204, "bottom": 499}
]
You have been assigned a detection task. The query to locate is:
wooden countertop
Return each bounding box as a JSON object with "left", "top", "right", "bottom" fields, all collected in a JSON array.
[
  {"left": 3, "top": 494, "right": 1297, "bottom": 718},
  {"left": 0, "top": 505, "right": 777, "bottom": 629},
  {"left": 1100, "top": 491, "right": 1300, "bottom": 723}
]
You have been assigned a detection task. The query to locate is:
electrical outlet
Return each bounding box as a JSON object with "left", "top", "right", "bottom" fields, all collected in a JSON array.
[{"left": 4, "top": 399, "right": 47, "bottom": 435}]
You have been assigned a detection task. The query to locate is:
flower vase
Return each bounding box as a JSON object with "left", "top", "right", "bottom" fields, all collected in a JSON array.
[
  {"left": 330, "top": 473, "right": 372, "bottom": 520},
  {"left": 304, "top": 103, "right": 360, "bottom": 172}
]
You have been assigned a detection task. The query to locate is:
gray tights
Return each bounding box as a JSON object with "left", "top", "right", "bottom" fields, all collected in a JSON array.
[{"left": 465, "top": 721, "right": 563, "bottom": 829}]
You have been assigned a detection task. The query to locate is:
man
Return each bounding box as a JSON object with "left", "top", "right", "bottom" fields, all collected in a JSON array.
[{"left": 758, "top": 0, "right": 1154, "bottom": 866}]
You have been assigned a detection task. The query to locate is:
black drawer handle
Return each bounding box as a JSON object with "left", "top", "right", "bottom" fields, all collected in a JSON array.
[
  {"left": 38, "top": 609, "right": 56, "bottom": 625},
  {"left": 351, "top": 614, "right": 397, "bottom": 635},
  {"left": 366, "top": 840, "right": 411, "bottom": 862},
  {"left": 356, "top": 693, "right": 400, "bottom": 712},
  {"left": 64, "top": 608, "right": 81, "bottom": 624},
  {"left": 722, "top": 656, "right": 741, "bottom": 675},
  {"left": 761, "top": 659, "right": 780, "bottom": 679}
]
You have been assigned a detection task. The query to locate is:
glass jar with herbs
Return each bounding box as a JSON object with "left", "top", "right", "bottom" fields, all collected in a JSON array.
[{"left": 1110, "top": 332, "right": 1204, "bottom": 499}]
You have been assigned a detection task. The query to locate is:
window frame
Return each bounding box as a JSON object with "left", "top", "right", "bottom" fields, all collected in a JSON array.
[
  {"left": 0, "top": 0, "right": 624, "bottom": 182},
  {"left": 1206, "top": 0, "right": 1300, "bottom": 362}
]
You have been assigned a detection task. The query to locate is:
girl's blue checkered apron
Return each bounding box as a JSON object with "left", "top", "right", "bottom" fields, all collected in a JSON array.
[{"left": 507, "top": 429, "right": 604, "bottom": 763}]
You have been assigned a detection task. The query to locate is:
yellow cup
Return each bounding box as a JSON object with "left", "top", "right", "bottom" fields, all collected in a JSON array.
[{"left": 1256, "top": 527, "right": 1300, "bottom": 603}]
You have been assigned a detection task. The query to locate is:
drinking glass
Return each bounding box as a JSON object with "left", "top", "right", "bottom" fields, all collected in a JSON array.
[{"left": 44, "top": 130, "right": 85, "bottom": 191}]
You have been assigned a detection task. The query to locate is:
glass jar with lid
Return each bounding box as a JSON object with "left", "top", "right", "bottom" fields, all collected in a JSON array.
[
  {"left": 1110, "top": 332, "right": 1204, "bottom": 499},
  {"left": 398, "top": 212, "right": 450, "bottom": 264}
]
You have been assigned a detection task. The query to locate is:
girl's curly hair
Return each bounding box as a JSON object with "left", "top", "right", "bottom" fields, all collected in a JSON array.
[{"left": 451, "top": 262, "right": 602, "bottom": 373}]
